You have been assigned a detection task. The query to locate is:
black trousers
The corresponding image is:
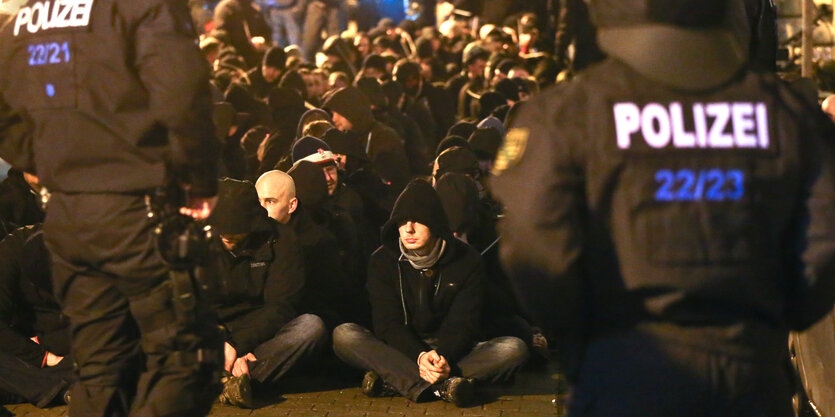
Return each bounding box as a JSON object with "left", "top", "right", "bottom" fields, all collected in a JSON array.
[
  {"left": 568, "top": 330, "right": 794, "bottom": 417},
  {"left": 43, "top": 193, "right": 222, "bottom": 417},
  {"left": 0, "top": 350, "right": 74, "bottom": 407}
]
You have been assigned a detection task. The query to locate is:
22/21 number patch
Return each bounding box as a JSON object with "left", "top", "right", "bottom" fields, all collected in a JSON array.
[
  {"left": 28, "top": 41, "right": 70, "bottom": 66},
  {"left": 655, "top": 169, "right": 744, "bottom": 202}
]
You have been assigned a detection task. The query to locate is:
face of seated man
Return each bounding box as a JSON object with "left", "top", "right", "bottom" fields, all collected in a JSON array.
[
  {"left": 398, "top": 220, "right": 437, "bottom": 254},
  {"left": 255, "top": 170, "right": 298, "bottom": 224}
]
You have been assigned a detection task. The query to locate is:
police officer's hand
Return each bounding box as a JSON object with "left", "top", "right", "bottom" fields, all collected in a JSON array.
[
  {"left": 180, "top": 196, "right": 218, "bottom": 220},
  {"left": 45, "top": 352, "right": 64, "bottom": 367},
  {"left": 224, "top": 342, "right": 237, "bottom": 373},
  {"left": 251, "top": 36, "right": 267, "bottom": 52}
]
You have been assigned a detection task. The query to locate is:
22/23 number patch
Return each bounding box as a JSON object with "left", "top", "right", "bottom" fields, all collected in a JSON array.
[{"left": 655, "top": 169, "right": 744, "bottom": 202}]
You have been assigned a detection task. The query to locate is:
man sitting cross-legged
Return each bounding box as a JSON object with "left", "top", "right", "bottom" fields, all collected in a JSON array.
[
  {"left": 208, "top": 178, "right": 328, "bottom": 408},
  {"left": 332, "top": 180, "right": 529, "bottom": 407}
]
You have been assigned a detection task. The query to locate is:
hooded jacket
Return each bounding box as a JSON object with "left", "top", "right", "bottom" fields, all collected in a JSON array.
[
  {"left": 209, "top": 179, "right": 305, "bottom": 354},
  {"left": 367, "top": 180, "right": 484, "bottom": 363},
  {"left": 323, "top": 87, "right": 411, "bottom": 191}
]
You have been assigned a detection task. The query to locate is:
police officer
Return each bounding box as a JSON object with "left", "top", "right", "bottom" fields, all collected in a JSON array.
[
  {"left": 0, "top": 1, "right": 223, "bottom": 416},
  {"left": 492, "top": 0, "right": 835, "bottom": 416}
]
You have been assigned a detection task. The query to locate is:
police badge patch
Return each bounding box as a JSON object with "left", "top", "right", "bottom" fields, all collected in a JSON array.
[{"left": 492, "top": 127, "right": 529, "bottom": 176}]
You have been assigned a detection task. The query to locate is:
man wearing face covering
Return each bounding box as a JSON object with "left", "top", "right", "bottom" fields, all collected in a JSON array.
[{"left": 492, "top": 0, "right": 835, "bottom": 416}]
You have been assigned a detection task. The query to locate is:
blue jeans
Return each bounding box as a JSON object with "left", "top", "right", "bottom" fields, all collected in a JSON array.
[
  {"left": 332, "top": 323, "right": 529, "bottom": 401},
  {"left": 263, "top": 7, "right": 300, "bottom": 48},
  {"left": 248, "top": 314, "right": 328, "bottom": 385}
]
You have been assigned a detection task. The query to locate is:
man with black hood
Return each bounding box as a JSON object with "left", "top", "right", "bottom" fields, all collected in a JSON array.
[
  {"left": 323, "top": 86, "right": 411, "bottom": 192},
  {"left": 333, "top": 180, "right": 528, "bottom": 407},
  {"left": 493, "top": 0, "right": 835, "bottom": 415},
  {"left": 394, "top": 60, "right": 455, "bottom": 145},
  {"left": 209, "top": 178, "right": 326, "bottom": 408}
]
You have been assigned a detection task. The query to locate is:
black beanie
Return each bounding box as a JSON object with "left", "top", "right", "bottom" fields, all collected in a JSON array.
[
  {"left": 362, "top": 54, "right": 389, "bottom": 73},
  {"left": 381, "top": 80, "right": 405, "bottom": 109},
  {"left": 436, "top": 135, "right": 470, "bottom": 157},
  {"left": 479, "top": 91, "right": 507, "bottom": 120},
  {"left": 447, "top": 121, "right": 477, "bottom": 140},
  {"left": 494, "top": 78, "right": 521, "bottom": 102},
  {"left": 263, "top": 46, "right": 287, "bottom": 70},
  {"left": 288, "top": 161, "right": 329, "bottom": 209},
  {"left": 468, "top": 127, "right": 503, "bottom": 160},
  {"left": 279, "top": 70, "right": 307, "bottom": 100},
  {"left": 356, "top": 77, "right": 388, "bottom": 109},
  {"left": 291, "top": 136, "right": 336, "bottom": 165},
  {"left": 435, "top": 146, "right": 479, "bottom": 180},
  {"left": 296, "top": 108, "right": 332, "bottom": 138},
  {"left": 209, "top": 178, "right": 272, "bottom": 235},
  {"left": 323, "top": 128, "right": 367, "bottom": 161},
  {"left": 435, "top": 172, "right": 480, "bottom": 235}
]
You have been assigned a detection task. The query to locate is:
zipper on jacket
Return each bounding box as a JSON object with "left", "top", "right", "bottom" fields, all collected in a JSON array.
[{"left": 397, "top": 255, "right": 409, "bottom": 326}]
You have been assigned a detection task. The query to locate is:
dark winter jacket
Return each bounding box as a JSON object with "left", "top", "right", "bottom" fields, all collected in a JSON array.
[
  {"left": 367, "top": 180, "right": 484, "bottom": 363},
  {"left": 289, "top": 204, "right": 363, "bottom": 329},
  {"left": 0, "top": 225, "right": 70, "bottom": 367},
  {"left": 209, "top": 179, "right": 305, "bottom": 354}
]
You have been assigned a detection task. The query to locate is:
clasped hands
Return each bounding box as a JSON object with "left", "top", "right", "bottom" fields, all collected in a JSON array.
[{"left": 417, "top": 350, "right": 450, "bottom": 384}]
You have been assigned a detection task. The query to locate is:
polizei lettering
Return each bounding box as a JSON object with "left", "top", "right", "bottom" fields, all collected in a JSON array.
[
  {"left": 614, "top": 101, "right": 770, "bottom": 151},
  {"left": 14, "top": 0, "right": 93, "bottom": 37}
]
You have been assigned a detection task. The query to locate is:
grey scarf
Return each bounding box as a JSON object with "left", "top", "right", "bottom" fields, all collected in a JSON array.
[{"left": 399, "top": 238, "right": 446, "bottom": 270}]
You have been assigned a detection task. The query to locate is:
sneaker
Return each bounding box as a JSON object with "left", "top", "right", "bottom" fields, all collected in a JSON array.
[
  {"left": 361, "top": 371, "right": 399, "bottom": 398},
  {"left": 433, "top": 377, "right": 475, "bottom": 407},
  {"left": 217, "top": 373, "right": 254, "bottom": 409}
]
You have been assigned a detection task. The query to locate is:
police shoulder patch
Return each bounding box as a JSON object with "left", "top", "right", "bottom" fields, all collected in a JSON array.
[{"left": 492, "top": 127, "right": 529, "bottom": 176}]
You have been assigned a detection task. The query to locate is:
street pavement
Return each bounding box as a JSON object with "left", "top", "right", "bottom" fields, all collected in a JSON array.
[{"left": 3, "top": 359, "right": 563, "bottom": 417}]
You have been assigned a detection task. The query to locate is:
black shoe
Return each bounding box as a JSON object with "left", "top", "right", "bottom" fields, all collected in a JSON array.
[
  {"left": 433, "top": 377, "right": 475, "bottom": 407},
  {"left": 361, "top": 371, "right": 399, "bottom": 398},
  {"left": 217, "top": 373, "right": 254, "bottom": 409}
]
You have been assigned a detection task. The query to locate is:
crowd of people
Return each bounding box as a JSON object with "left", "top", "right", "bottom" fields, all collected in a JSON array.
[{"left": 0, "top": 0, "right": 576, "bottom": 411}]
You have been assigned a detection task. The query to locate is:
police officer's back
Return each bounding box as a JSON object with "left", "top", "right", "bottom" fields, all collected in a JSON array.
[
  {"left": 0, "top": 1, "right": 222, "bottom": 416},
  {"left": 492, "top": 1, "right": 835, "bottom": 416}
]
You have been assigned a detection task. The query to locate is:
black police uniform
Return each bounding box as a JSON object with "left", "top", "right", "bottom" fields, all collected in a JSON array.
[
  {"left": 491, "top": 2, "right": 835, "bottom": 416},
  {"left": 0, "top": 1, "right": 222, "bottom": 416}
]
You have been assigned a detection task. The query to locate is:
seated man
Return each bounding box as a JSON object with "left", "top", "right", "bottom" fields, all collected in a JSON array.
[
  {"left": 0, "top": 224, "right": 73, "bottom": 408},
  {"left": 208, "top": 178, "right": 327, "bottom": 408},
  {"left": 255, "top": 170, "right": 369, "bottom": 329},
  {"left": 333, "top": 180, "right": 529, "bottom": 407}
]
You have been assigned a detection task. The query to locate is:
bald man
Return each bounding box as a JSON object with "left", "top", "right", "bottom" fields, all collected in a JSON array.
[
  {"left": 255, "top": 170, "right": 369, "bottom": 331},
  {"left": 822, "top": 95, "right": 835, "bottom": 122},
  {"left": 255, "top": 170, "right": 298, "bottom": 223}
]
